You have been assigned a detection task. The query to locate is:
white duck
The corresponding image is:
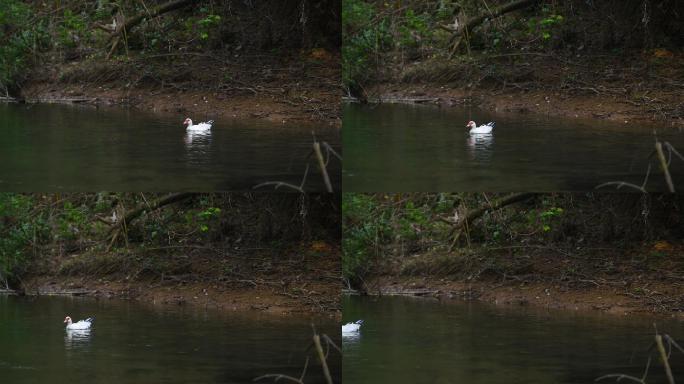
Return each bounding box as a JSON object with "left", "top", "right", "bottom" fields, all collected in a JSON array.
[
  {"left": 183, "top": 118, "right": 213, "bottom": 131},
  {"left": 342, "top": 320, "right": 363, "bottom": 333},
  {"left": 64, "top": 316, "right": 94, "bottom": 330},
  {"left": 466, "top": 120, "right": 495, "bottom": 134}
]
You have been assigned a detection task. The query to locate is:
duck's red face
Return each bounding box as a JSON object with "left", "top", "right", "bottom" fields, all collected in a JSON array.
[
  {"left": 64, "top": 316, "right": 71, "bottom": 323},
  {"left": 183, "top": 118, "right": 191, "bottom": 126},
  {"left": 466, "top": 121, "right": 475, "bottom": 128}
]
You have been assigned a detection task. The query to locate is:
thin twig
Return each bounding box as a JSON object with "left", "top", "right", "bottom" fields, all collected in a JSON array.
[
  {"left": 252, "top": 181, "right": 306, "bottom": 193},
  {"left": 655, "top": 141, "right": 675, "bottom": 192},
  {"left": 595, "top": 182, "right": 647, "bottom": 193},
  {"left": 313, "top": 140, "right": 333, "bottom": 193},
  {"left": 655, "top": 334, "right": 676, "bottom": 384}
]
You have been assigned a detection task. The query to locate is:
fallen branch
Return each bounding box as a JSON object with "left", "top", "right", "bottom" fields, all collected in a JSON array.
[
  {"left": 442, "top": 0, "right": 541, "bottom": 56},
  {"left": 448, "top": 193, "right": 536, "bottom": 250},
  {"left": 27, "top": 97, "right": 96, "bottom": 104},
  {"left": 253, "top": 137, "right": 341, "bottom": 192},
  {"left": 106, "top": 193, "right": 195, "bottom": 247},
  {"left": 0, "top": 96, "right": 18, "bottom": 103},
  {"left": 655, "top": 141, "right": 675, "bottom": 192},
  {"left": 313, "top": 141, "right": 333, "bottom": 192},
  {"left": 254, "top": 326, "right": 339, "bottom": 384},
  {"left": 596, "top": 137, "right": 682, "bottom": 192},
  {"left": 253, "top": 165, "right": 309, "bottom": 193},
  {"left": 104, "top": 0, "right": 196, "bottom": 57},
  {"left": 313, "top": 331, "right": 334, "bottom": 384},
  {"left": 596, "top": 327, "right": 681, "bottom": 384},
  {"left": 656, "top": 334, "right": 676, "bottom": 384}
]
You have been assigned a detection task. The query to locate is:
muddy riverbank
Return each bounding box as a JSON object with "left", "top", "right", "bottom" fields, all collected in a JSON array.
[
  {"left": 20, "top": 244, "right": 341, "bottom": 318},
  {"left": 19, "top": 51, "right": 340, "bottom": 126},
  {"left": 22, "top": 276, "right": 340, "bottom": 318},
  {"left": 359, "top": 53, "right": 684, "bottom": 128},
  {"left": 356, "top": 243, "right": 684, "bottom": 318},
  {"left": 360, "top": 276, "right": 683, "bottom": 319}
]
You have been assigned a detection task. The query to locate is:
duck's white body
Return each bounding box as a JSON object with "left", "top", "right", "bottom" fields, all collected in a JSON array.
[
  {"left": 467, "top": 121, "right": 495, "bottom": 134},
  {"left": 184, "top": 118, "right": 213, "bottom": 131},
  {"left": 342, "top": 320, "right": 363, "bottom": 333},
  {"left": 64, "top": 316, "right": 94, "bottom": 330}
]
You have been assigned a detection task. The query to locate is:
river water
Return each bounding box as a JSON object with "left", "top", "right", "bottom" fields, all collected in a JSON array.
[
  {"left": 0, "top": 103, "right": 340, "bottom": 191},
  {"left": 343, "top": 295, "right": 682, "bottom": 384},
  {"left": 343, "top": 103, "right": 684, "bottom": 191},
  {"left": 0, "top": 295, "right": 340, "bottom": 384}
]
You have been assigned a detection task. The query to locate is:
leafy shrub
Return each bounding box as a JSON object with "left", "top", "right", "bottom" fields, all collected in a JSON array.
[
  {"left": 526, "top": 8, "right": 564, "bottom": 47},
  {"left": 342, "top": 193, "right": 457, "bottom": 283},
  {"left": 0, "top": 0, "right": 48, "bottom": 92},
  {"left": 183, "top": 7, "right": 222, "bottom": 48},
  {"left": 342, "top": 0, "right": 391, "bottom": 90},
  {"left": 58, "top": 9, "right": 87, "bottom": 48},
  {"left": 342, "top": 194, "right": 388, "bottom": 281},
  {"left": 0, "top": 194, "right": 47, "bottom": 284}
]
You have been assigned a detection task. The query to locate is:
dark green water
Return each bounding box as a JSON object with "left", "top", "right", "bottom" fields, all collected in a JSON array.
[
  {"left": 0, "top": 104, "right": 340, "bottom": 191},
  {"left": 343, "top": 295, "right": 683, "bottom": 384},
  {"left": 0, "top": 296, "right": 340, "bottom": 384},
  {"left": 343, "top": 103, "right": 684, "bottom": 191}
]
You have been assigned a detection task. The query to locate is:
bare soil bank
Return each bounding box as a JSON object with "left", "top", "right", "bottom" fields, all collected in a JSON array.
[
  {"left": 365, "top": 276, "right": 684, "bottom": 319},
  {"left": 360, "top": 243, "right": 684, "bottom": 319},
  {"left": 20, "top": 50, "right": 340, "bottom": 126},
  {"left": 20, "top": 244, "right": 341, "bottom": 318},
  {"left": 365, "top": 53, "right": 684, "bottom": 128}
]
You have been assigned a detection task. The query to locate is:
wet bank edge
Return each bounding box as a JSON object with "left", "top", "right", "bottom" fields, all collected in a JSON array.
[
  {"left": 14, "top": 277, "right": 341, "bottom": 319},
  {"left": 347, "top": 83, "right": 684, "bottom": 128},
  {"left": 346, "top": 277, "right": 684, "bottom": 320}
]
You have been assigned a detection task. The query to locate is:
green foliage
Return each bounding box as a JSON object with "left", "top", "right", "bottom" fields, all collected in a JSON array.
[
  {"left": 197, "top": 207, "right": 221, "bottom": 233},
  {"left": 341, "top": 0, "right": 464, "bottom": 88},
  {"left": 0, "top": 194, "right": 47, "bottom": 283},
  {"left": 0, "top": 0, "right": 48, "bottom": 91},
  {"left": 538, "top": 206, "right": 563, "bottom": 232},
  {"left": 397, "top": 9, "right": 431, "bottom": 48},
  {"left": 525, "top": 205, "right": 563, "bottom": 233},
  {"left": 525, "top": 7, "right": 564, "bottom": 46},
  {"left": 55, "top": 201, "right": 88, "bottom": 240},
  {"left": 0, "top": 193, "right": 338, "bottom": 288},
  {"left": 197, "top": 13, "right": 221, "bottom": 41},
  {"left": 342, "top": 0, "right": 391, "bottom": 89},
  {"left": 343, "top": 194, "right": 458, "bottom": 282},
  {"left": 58, "top": 9, "right": 87, "bottom": 48},
  {"left": 342, "top": 194, "right": 389, "bottom": 281},
  {"left": 184, "top": 7, "right": 222, "bottom": 46}
]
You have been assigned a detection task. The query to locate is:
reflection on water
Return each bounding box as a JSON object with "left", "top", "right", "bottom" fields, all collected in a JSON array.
[
  {"left": 343, "top": 103, "right": 684, "bottom": 191},
  {"left": 64, "top": 329, "right": 91, "bottom": 351},
  {"left": 184, "top": 130, "right": 212, "bottom": 166},
  {"left": 343, "top": 295, "right": 682, "bottom": 384},
  {"left": 184, "top": 130, "right": 212, "bottom": 147},
  {"left": 466, "top": 133, "right": 494, "bottom": 162},
  {"left": 0, "top": 103, "right": 340, "bottom": 191},
  {"left": 341, "top": 332, "right": 361, "bottom": 343}
]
